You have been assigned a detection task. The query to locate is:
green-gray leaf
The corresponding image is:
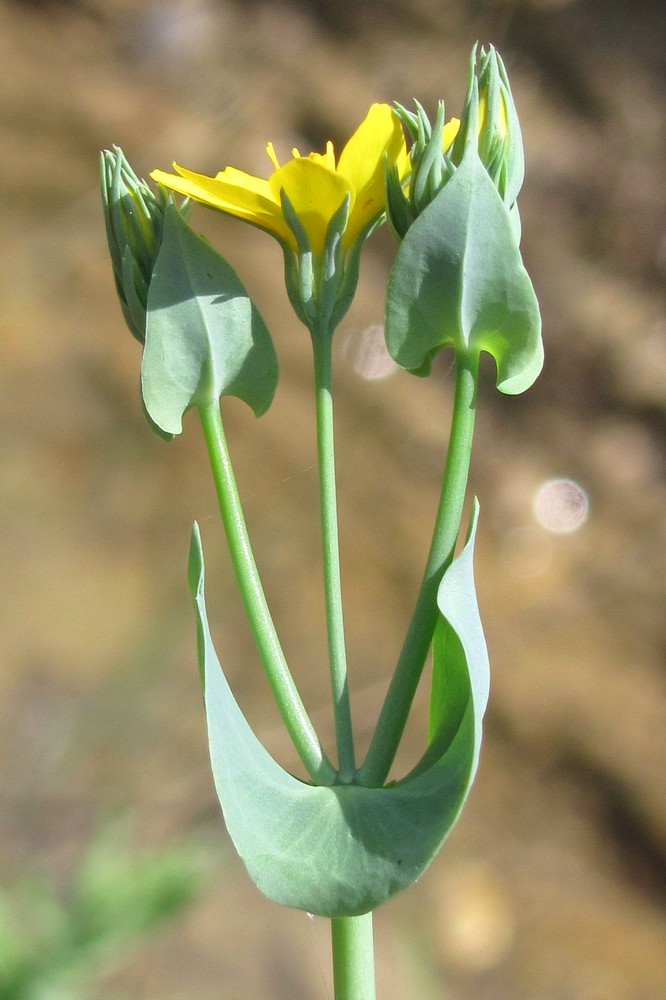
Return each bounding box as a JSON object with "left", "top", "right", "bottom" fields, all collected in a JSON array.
[
  {"left": 142, "top": 204, "right": 278, "bottom": 434},
  {"left": 430, "top": 500, "right": 489, "bottom": 777},
  {"left": 385, "top": 151, "right": 542, "bottom": 394},
  {"left": 190, "top": 507, "right": 489, "bottom": 917}
]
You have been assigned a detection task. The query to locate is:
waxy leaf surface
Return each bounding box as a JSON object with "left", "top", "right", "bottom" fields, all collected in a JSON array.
[
  {"left": 142, "top": 204, "right": 278, "bottom": 434},
  {"left": 429, "top": 501, "right": 489, "bottom": 777},
  {"left": 190, "top": 505, "right": 489, "bottom": 917},
  {"left": 386, "top": 151, "right": 542, "bottom": 394}
]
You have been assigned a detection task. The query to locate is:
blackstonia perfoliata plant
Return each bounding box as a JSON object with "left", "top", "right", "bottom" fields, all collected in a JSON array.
[{"left": 101, "top": 43, "right": 542, "bottom": 1000}]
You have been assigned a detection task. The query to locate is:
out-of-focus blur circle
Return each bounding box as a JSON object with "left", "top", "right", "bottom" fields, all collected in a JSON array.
[
  {"left": 341, "top": 324, "right": 399, "bottom": 381},
  {"left": 433, "top": 862, "right": 515, "bottom": 974},
  {"left": 532, "top": 478, "right": 590, "bottom": 534}
]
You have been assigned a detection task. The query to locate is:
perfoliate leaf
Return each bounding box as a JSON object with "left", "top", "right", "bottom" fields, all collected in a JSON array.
[
  {"left": 142, "top": 204, "right": 278, "bottom": 434},
  {"left": 385, "top": 151, "right": 542, "bottom": 394},
  {"left": 429, "top": 500, "right": 489, "bottom": 778},
  {"left": 190, "top": 508, "right": 489, "bottom": 918},
  {"left": 429, "top": 617, "right": 469, "bottom": 746}
]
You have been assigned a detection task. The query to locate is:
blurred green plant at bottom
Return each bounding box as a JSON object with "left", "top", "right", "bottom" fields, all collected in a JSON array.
[{"left": 0, "top": 820, "right": 212, "bottom": 1000}]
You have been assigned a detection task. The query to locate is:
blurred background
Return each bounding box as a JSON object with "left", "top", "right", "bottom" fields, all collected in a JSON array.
[{"left": 1, "top": 0, "right": 666, "bottom": 996}]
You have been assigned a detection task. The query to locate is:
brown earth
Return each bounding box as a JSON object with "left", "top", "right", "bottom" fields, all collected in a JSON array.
[{"left": 1, "top": 0, "right": 666, "bottom": 997}]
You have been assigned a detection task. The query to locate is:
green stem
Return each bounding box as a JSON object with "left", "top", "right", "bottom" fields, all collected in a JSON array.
[
  {"left": 359, "top": 353, "right": 478, "bottom": 787},
  {"left": 198, "top": 401, "right": 336, "bottom": 785},
  {"left": 311, "top": 331, "right": 356, "bottom": 782},
  {"left": 331, "top": 913, "right": 376, "bottom": 1000}
]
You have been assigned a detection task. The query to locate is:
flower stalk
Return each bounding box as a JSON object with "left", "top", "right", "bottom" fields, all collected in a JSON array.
[
  {"left": 360, "top": 353, "right": 478, "bottom": 786},
  {"left": 311, "top": 328, "right": 356, "bottom": 782},
  {"left": 198, "top": 399, "right": 336, "bottom": 786}
]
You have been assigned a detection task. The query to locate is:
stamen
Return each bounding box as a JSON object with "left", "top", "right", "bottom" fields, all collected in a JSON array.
[{"left": 266, "top": 142, "right": 281, "bottom": 170}]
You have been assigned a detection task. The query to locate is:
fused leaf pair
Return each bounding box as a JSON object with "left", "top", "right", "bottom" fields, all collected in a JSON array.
[
  {"left": 142, "top": 204, "right": 277, "bottom": 435},
  {"left": 190, "top": 504, "right": 488, "bottom": 918},
  {"left": 386, "top": 150, "right": 542, "bottom": 394}
]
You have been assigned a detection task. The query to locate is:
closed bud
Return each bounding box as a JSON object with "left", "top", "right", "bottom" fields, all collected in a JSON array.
[
  {"left": 388, "top": 44, "right": 524, "bottom": 241},
  {"left": 450, "top": 44, "right": 524, "bottom": 224},
  {"left": 100, "top": 146, "right": 186, "bottom": 343},
  {"left": 386, "top": 101, "right": 458, "bottom": 240}
]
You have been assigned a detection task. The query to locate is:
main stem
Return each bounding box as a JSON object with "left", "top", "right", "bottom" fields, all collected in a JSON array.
[
  {"left": 198, "top": 401, "right": 335, "bottom": 785},
  {"left": 311, "top": 331, "right": 356, "bottom": 782},
  {"left": 331, "top": 913, "right": 376, "bottom": 1000},
  {"left": 359, "top": 354, "right": 478, "bottom": 787}
]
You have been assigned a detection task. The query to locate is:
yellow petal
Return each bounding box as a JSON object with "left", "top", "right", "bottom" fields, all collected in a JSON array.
[
  {"left": 443, "top": 117, "right": 461, "bottom": 152},
  {"left": 337, "top": 104, "right": 408, "bottom": 245},
  {"left": 270, "top": 157, "right": 351, "bottom": 255},
  {"left": 478, "top": 94, "right": 507, "bottom": 139},
  {"left": 151, "top": 163, "right": 294, "bottom": 247},
  {"left": 212, "top": 163, "right": 274, "bottom": 200}
]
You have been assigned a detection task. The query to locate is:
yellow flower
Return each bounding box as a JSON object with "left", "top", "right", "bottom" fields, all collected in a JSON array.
[{"left": 151, "top": 104, "right": 408, "bottom": 256}]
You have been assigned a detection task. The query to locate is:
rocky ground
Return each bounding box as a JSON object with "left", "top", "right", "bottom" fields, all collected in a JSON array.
[{"left": 1, "top": 0, "right": 665, "bottom": 997}]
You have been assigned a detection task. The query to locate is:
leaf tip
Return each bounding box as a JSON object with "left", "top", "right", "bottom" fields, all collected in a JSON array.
[{"left": 188, "top": 521, "right": 205, "bottom": 602}]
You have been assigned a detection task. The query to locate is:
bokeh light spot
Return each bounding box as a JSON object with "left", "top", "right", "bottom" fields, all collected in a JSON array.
[
  {"left": 533, "top": 478, "right": 589, "bottom": 534},
  {"left": 341, "top": 324, "right": 399, "bottom": 381}
]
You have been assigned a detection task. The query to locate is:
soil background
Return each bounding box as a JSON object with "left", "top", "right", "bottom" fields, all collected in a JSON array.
[{"left": 1, "top": 0, "right": 666, "bottom": 997}]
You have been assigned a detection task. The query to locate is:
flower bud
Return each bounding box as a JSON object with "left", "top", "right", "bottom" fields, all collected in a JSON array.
[
  {"left": 386, "top": 101, "right": 458, "bottom": 240},
  {"left": 100, "top": 146, "right": 185, "bottom": 343},
  {"left": 387, "top": 44, "right": 524, "bottom": 240},
  {"left": 450, "top": 44, "right": 524, "bottom": 216}
]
